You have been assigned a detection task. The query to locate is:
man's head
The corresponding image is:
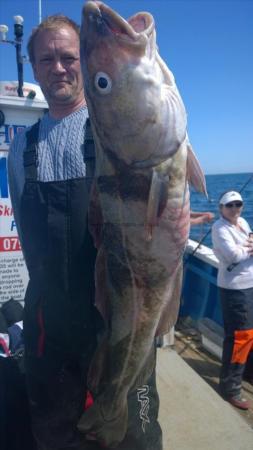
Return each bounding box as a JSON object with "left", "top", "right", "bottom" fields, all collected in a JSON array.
[
  {"left": 27, "top": 15, "right": 80, "bottom": 65},
  {"left": 27, "top": 15, "right": 85, "bottom": 115}
]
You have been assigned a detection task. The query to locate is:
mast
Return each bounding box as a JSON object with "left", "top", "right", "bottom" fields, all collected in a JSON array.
[{"left": 38, "top": 0, "right": 42, "bottom": 24}]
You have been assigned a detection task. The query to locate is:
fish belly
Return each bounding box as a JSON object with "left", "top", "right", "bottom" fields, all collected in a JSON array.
[{"left": 78, "top": 147, "right": 190, "bottom": 447}]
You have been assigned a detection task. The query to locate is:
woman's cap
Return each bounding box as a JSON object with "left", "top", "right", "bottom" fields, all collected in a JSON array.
[{"left": 219, "top": 191, "right": 243, "bottom": 205}]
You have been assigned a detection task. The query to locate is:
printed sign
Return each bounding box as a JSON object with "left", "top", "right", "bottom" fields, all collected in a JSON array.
[
  {"left": 0, "top": 123, "right": 26, "bottom": 151},
  {"left": 0, "top": 87, "right": 47, "bottom": 306},
  {"left": 0, "top": 149, "right": 28, "bottom": 305}
]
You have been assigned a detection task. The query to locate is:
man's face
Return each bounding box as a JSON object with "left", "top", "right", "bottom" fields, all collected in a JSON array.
[{"left": 32, "top": 26, "right": 84, "bottom": 106}]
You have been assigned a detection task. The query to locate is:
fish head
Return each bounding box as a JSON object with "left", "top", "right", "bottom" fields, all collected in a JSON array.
[{"left": 80, "top": 1, "right": 184, "bottom": 165}]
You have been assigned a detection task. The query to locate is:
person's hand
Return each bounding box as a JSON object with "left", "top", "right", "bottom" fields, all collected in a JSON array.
[
  {"left": 202, "top": 212, "right": 215, "bottom": 223},
  {"left": 244, "top": 239, "right": 253, "bottom": 256}
]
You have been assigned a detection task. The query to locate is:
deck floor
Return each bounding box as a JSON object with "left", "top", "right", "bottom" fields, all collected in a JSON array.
[
  {"left": 174, "top": 323, "right": 253, "bottom": 428},
  {"left": 156, "top": 326, "right": 253, "bottom": 450}
]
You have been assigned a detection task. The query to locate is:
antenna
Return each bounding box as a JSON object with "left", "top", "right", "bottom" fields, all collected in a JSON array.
[{"left": 39, "top": 0, "right": 42, "bottom": 24}]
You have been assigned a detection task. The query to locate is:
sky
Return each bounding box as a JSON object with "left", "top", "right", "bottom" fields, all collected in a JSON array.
[{"left": 0, "top": 0, "right": 252, "bottom": 175}]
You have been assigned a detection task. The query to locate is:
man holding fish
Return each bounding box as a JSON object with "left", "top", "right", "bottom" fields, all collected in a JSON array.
[{"left": 8, "top": 1, "right": 206, "bottom": 448}]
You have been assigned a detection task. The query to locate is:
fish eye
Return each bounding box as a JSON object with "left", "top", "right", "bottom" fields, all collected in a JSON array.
[{"left": 94, "top": 72, "right": 112, "bottom": 94}]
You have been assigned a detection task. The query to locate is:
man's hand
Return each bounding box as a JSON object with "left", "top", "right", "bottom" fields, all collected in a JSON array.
[{"left": 190, "top": 211, "right": 214, "bottom": 226}]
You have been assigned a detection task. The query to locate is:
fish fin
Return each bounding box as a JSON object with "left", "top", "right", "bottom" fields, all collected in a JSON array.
[
  {"left": 78, "top": 394, "right": 128, "bottom": 448},
  {"left": 156, "top": 262, "right": 183, "bottom": 336},
  {"left": 145, "top": 169, "right": 161, "bottom": 240},
  {"left": 182, "top": 171, "right": 189, "bottom": 209},
  {"left": 145, "top": 167, "right": 169, "bottom": 240},
  {"left": 88, "top": 335, "right": 109, "bottom": 394},
  {"left": 187, "top": 140, "right": 208, "bottom": 197},
  {"left": 131, "top": 344, "right": 156, "bottom": 391}
]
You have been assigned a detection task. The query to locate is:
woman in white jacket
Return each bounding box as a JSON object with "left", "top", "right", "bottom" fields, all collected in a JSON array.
[{"left": 212, "top": 190, "right": 253, "bottom": 410}]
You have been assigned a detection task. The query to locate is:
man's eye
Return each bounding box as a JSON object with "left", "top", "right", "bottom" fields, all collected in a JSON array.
[
  {"left": 40, "top": 57, "right": 52, "bottom": 63},
  {"left": 63, "top": 57, "right": 77, "bottom": 63}
]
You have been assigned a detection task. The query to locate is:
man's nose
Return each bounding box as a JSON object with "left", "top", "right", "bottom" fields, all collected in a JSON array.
[{"left": 52, "top": 59, "right": 66, "bottom": 72}]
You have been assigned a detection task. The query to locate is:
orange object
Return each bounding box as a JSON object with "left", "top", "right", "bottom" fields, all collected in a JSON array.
[{"left": 231, "top": 329, "right": 253, "bottom": 364}]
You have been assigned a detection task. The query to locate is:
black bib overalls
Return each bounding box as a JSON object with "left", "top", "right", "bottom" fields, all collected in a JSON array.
[
  {"left": 21, "top": 121, "right": 97, "bottom": 363},
  {"left": 19, "top": 121, "right": 162, "bottom": 450},
  {"left": 20, "top": 120, "right": 100, "bottom": 449}
]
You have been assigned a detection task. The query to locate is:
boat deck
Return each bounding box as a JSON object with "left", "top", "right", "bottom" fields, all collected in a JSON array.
[{"left": 157, "top": 347, "right": 253, "bottom": 450}]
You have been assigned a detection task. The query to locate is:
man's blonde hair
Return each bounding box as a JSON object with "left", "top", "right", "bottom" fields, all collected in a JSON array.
[{"left": 27, "top": 15, "right": 80, "bottom": 64}]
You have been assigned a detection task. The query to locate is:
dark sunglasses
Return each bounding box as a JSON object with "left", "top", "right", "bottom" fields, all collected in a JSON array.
[{"left": 225, "top": 201, "right": 243, "bottom": 208}]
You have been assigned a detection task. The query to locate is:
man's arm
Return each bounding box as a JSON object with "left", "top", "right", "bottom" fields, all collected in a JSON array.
[
  {"left": 190, "top": 211, "right": 214, "bottom": 226},
  {"left": 7, "top": 131, "right": 26, "bottom": 249}
]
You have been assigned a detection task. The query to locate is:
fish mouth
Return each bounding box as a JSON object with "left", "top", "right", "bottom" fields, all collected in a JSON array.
[{"left": 83, "top": 1, "right": 154, "bottom": 45}]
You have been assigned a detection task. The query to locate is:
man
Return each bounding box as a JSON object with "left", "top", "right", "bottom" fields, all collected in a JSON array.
[{"left": 8, "top": 15, "right": 162, "bottom": 450}]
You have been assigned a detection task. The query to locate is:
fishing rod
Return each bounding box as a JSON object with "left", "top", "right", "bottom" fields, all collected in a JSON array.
[{"left": 189, "top": 173, "right": 253, "bottom": 257}]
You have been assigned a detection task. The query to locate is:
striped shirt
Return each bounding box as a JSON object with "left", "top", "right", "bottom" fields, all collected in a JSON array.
[{"left": 7, "top": 106, "right": 89, "bottom": 242}]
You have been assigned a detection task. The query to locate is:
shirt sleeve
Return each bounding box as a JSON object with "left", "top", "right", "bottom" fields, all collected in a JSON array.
[
  {"left": 212, "top": 220, "right": 251, "bottom": 265},
  {"left": 240, "top": 217, "right": 252, "bottom": 234}
]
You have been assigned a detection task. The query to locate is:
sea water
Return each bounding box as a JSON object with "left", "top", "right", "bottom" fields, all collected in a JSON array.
[{"left": 189, "top": 173, "right": 253, "bottom": 248}]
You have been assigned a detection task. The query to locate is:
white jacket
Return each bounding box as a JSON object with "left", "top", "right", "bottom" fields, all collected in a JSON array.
[{"left": 211, "top": 216, "right": 253, "bottom": 289}]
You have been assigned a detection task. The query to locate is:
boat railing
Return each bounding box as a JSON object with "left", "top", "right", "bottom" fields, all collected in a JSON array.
[
  {"left": 180, "top": 238, "right": 222, "bottom": 329},
  {"left": 186, "top": 238, "right": 219, "bottom": 269}
]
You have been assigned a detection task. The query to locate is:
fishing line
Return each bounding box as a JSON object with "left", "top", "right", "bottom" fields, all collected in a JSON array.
[
  {"left": 189, "top": 172, "right": 253, "bottom": 257},
  {"left": 238, "top": 173, "right": 253, "bottom": 193}
]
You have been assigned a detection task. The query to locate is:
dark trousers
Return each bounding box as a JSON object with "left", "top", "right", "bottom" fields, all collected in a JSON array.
[
  {"left": 26, "top": 354, "right": 162, "bottom": 450},
  {"left": 219, "top": 286, "right": 253, "bottom": 397},
  {"left": 0, "top": 356, "right": 36, "bottom": 450},
  {"left": 244, "top": 349, "right": 253, "bottom": 380}
]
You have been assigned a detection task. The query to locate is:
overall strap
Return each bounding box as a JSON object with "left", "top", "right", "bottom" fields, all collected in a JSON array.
[
  {"left": 83, "top": 118, "right": 95, "bottom": 183},
  {"left": 23, "top": 118, "right": 95, "bottom": 182},
  {"left": 23, "top": 120, "right": 40, "bottom": 181}
]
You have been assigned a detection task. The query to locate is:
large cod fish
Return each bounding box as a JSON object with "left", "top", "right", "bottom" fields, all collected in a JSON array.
[{"left": 78, "top": 1, "right": 206, "bottom": 446}]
